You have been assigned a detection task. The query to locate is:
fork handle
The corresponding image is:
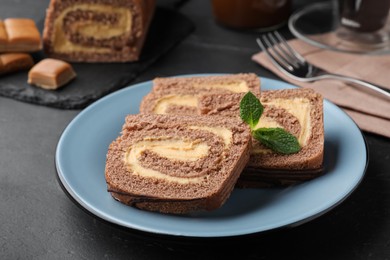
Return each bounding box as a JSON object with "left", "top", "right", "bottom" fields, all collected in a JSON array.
[{"left": 319, "top": 74, "right": 390, "bottom": 101}]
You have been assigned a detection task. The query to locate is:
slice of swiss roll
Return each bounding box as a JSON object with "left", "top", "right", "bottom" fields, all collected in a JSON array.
[
  {"left": 140, "top": 73, "right": 260, "bottom": 115},
  {"left": 198, "top": 88, "right": 324, "bottom": 187},
  {"left": 43, "top": 0, "right": 155, "bottom": 62},
  {"left": 105, "top": 114, "right": 252, "bottom": 214}
]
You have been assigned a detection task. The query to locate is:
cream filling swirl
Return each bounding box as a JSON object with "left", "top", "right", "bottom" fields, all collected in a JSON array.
[
  {"left": 124, "top": 127, "right": 233, "bottom": 184},
  {"left": 251, "top": 97, "right": 311, "bottom": 154},
  {"left": 53, "top": 4, "right": 132, "bottom": 53}
]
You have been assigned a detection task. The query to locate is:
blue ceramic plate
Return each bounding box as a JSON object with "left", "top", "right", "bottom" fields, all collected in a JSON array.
[{"left": 55, "top": 75, "right": 367, "bottom": 237}]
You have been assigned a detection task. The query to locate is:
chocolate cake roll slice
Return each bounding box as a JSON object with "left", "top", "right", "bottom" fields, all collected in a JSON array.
[
  {"left": 199, "top": 88, "right": 324, "bottom": 187},
  {"left": 140, "top": 73, "right": 260, "bottom": 115},
  {"left": 105, "top": 114, "right": 251, "bottom": 214},
  {"left": 43, "top": 0, "right": 155, "bottom": 62}
]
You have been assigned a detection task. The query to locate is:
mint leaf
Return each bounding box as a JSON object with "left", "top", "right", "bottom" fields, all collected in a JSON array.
[
  {"left": 252, "top": 128, "right": 301, "bottom": 154},
  {"left": 239, "top": 92, "right": 263, "bottom": 129},
  {"left": 239, "top": 93, "right": 301, "bottom": 154}
]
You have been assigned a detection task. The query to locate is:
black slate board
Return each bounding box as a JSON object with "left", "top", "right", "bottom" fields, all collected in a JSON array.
[{"left": 0, "top": 8, "right": 194, "bottom": 109}]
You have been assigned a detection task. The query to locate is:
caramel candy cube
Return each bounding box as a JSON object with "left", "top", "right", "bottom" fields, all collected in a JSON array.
[
  {"left": 28, "top": 58, "right": 76, "bottom": 90},
  {"left": 0, "top": 53, "right": 34, "bottom": 75},
  {"left": 5, "top": 19, "right": 41, "bottom": 44},
  {"left": 0, "top": 21, "right": 7, "bottom": 44},
  {"left": 0, "top": 18, "right": 42, "bottom": 52}
]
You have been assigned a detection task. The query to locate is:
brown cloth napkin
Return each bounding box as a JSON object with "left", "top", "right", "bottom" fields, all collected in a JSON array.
[{"left": 252, "top": 39, "right": 390, "bottom": 138}]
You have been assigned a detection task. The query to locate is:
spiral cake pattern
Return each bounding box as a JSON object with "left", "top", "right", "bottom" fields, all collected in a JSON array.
[
  {"left": 43, "top": 0, "right": 155, "bottom": 62},
  {"left": 198, "top": 88, "right": 324, "bottom": 187},
  {"left": 140, "top": 73, "right": 261, "bottom": 115},
  {"left": 105, "top": 114, "right": 251, "bottom": 214}
]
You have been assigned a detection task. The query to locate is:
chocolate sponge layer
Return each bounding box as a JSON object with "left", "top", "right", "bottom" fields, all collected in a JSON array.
[
  {"left": 43, "top": 0, "right": 156, "bottom": 62},
  {"left": 140, "top": 73, "right": 261, "bottom": 115},
  {"left": 199, "top": 88, "right": 325, "bottom": 188},
  {"left": 105, "top": 114, "right": 251, "bottom": 214}
]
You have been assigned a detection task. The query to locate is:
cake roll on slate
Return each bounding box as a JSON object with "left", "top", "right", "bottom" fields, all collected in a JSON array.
[
  {"left": 199, "top": 88, "right": 324, "bottom": 187},
  {"left": 43, "top": 0, "right": 156, "bottom": 62},
  {"left": 140, "top": 73, "right": 261, "bottom": 115},
  {"left": 105, "top": 114, "right": 252, "bottom": 214}
]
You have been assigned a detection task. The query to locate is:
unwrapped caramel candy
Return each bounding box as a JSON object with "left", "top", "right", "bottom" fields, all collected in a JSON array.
[
  {"left": 28, "top": 58, "right": 76, "bottom": 89},
  {"left": 0, "top": 53, "right": 34, "bottom": 75},
  {"left": 0, "top": 18, "right": 42, "bottom": 53}
]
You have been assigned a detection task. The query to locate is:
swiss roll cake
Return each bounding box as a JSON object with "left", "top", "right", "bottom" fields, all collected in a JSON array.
[
  {"left": 105, "top": 114, "right": 251, "bottom": 214},
  {"left": 198, "top": 88, "right": 325, "bottom": 187},
  {"left": 43, "top": 0, "right": 156, "bottom": 62},
  {"left": 140, "top": 73, "right": 260, "bottom": 115}
]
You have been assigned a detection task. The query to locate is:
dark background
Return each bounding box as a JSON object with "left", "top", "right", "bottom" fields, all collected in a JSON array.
[{"left": 1, "top": 0, "right": 389, "bottom": 259}]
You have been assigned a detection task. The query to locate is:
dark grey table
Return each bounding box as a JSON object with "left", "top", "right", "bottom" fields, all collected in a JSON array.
[{"left": 1, "top": 1, "right": 389, "bottom": 259}]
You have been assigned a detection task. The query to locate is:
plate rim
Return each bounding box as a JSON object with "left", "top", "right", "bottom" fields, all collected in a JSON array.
[{"left": 55, "top": 74, "right": 368, "bottom": 238}]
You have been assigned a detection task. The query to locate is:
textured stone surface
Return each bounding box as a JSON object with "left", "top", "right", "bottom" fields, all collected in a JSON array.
[{"left": 0, "top": 8, "right": 194, "bottom": 109}]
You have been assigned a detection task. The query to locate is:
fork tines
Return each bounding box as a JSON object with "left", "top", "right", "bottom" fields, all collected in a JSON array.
[{"left": 256, "top": 31, "right": 305, "bottom": 72}]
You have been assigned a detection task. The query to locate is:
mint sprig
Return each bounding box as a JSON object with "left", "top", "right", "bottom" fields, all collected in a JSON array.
[
  {"left": 240, "top": 91, "right": 264, "bottom": 129},
  {"left": 240, "top": 92, "right": 300, "bottom": 154},
  {"left": 252, "top": 128, "right": 301, "bottom": 154}
]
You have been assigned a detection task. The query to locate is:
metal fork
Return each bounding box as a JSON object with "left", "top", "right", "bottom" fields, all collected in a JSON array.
[{"left": 256, "top": 31, "right": 390, "bottom": 101}]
